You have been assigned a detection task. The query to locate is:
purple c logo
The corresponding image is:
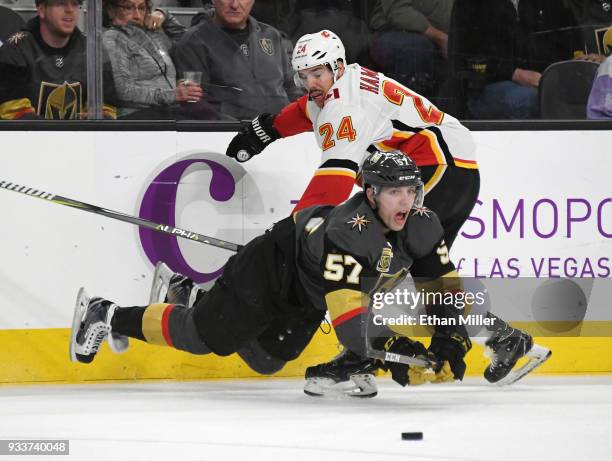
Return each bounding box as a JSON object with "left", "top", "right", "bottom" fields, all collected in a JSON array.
[{"left": 139, "top": 158, "right": 236, "bottom": 283}]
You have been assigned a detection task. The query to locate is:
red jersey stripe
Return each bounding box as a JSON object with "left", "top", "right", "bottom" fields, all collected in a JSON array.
[
  {"left": 332, "top": 307, "right": 367, "bottom": 328},
  {"left": 161, "top": 304, "right": 175, "bottom": 347}
]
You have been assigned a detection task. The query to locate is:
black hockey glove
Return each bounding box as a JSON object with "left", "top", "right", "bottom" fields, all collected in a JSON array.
[
  {"left": 226, "top": 113, "right": 280, "bottom": 163},
  {"left": 374, "top": 336, "right": 439, "bottom": 387},
  {"left": 428, "top": 332, "right": 472, "bottom": 381}
]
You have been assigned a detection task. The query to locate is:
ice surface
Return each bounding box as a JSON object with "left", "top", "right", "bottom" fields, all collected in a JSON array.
[{"left": 0, "top": 376, "right": 611, "bottom": 461}]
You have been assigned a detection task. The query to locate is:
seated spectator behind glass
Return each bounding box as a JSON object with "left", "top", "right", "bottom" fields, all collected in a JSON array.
[
  {"left": 287, "top": 0, "right": 371, "bottom": 66},
  {"left": 172, "top": 0, "right": 300, "bottom": 120},
  {"left": 449, "top": 0, "right": 540, "bottom": 119},
  {"left": 192, "top": 0, "right": 294, "bottom": 35},
  {"left": 369, "top": 0, "right": 452, "bottom": 98},
  {"left": 565, "top": 0, "right": 612, "bottom": 65},
  {"left": 587, "top": 53, "right": 612, "bottom": 118},
  {"left": 156, "top": 1, "right": 202, "bottom": 6},
  {"left": 518, "top": 0, "right": 581, "bottom": 73},
  {"left": 0, "top": 0, "right": 115, "bottom": 119},
  {"left": 102, "top": 0, "right": 204, "bottom": 119}
]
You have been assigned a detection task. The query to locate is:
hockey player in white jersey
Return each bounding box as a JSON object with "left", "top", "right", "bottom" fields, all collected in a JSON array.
[
  {"left": 224, "top": 30, "right": 550, "bottom": 396},
  {"left": 227, "top": 29, "right": 477, "bottom": 218}
]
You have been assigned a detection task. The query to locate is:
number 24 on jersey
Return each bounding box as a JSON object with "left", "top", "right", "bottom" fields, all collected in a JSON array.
[{"left": 318, "top": 116, "right": 357, "bottom": 151}]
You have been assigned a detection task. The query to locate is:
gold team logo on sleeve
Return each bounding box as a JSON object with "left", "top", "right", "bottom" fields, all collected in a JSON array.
[{"left": 376, "top": 246, "right": 393, "bottom": 273}]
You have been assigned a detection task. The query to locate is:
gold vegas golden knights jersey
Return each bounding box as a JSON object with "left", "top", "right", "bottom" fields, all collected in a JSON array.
[
  {"left": 0, "top": 17, "right": 114, "bottom": 120},
  {"left": 294, "top": 192, "right": 461, "bottom": 348}
]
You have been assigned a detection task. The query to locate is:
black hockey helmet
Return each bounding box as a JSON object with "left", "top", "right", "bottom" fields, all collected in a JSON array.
[{"left": 361, "top": 148, "right": 424, "bottom": 207}]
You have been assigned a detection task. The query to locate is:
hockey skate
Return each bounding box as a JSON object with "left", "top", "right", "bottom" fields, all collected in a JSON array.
[
  {"left": 69, "top": 287, "right": 127, "bottom": 363},
  {"left": 149, "top": 261, "right": 200, "bottom": 307},
  {"left": 303, "top": 349, "right": 379, "bottom": 398},
  {"left": 484, "top": 327, "right": 551, "bottom": 385}
]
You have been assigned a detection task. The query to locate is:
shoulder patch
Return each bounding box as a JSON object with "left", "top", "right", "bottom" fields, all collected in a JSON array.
[
  {"left": 346, "top": 213, "right": 371, "bottom": 233},
  {"left": 404, "top": 207, "right": 444, "bottom": 259},
  {"left": 7, "top": 31, "right": 28, "bottom": 46},
  {"left": 411, "top": 206, "right": 432, "bottom": 219}
]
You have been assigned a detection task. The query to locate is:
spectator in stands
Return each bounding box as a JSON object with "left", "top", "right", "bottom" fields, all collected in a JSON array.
[
  {"left": 156, "top": 0, "right": 204, "bottom": 6},
  {"left": 287, "top": 0, "right": 371, "bottom": 65},
  {"left": 565, "top": 0, "right": 612, "bottom": 64},
  {"left": 0, "top": 1, "right": 26, "bottom": 47},
  {"left": 102, "top": 0, "right": 204, "bottom": 119},
  {"left": 172, "top": 0, "right": 300, "bottom": 120},
  {"left": 518, "top": 0, "right": 581, "bottom": 72},
  {"left": 249, "top": 0, "right": 294, "bottom": 35},
  {"left": 0, "top": 0, "right": 115, "bottom": 119},
  {"left": 565, "top": 0, "right": 612, "bottom": 28},
  {"left": 369, "top": 0, "right": 452, "bottom": 98},
  {"left": 192, "top": 0, "right": 294, "bottom": 34},
  {"left": 587, "top": 53, "right": 612, "bottom": 118},
  {"left": 449, "top": 0, "right": 540, "bottom": 119}
]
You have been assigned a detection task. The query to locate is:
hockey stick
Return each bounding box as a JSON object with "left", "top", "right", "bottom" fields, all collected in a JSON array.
[
  {"left": 363, "top": 304, "right": 437, "bottom": 368},
  {"left": 362, "top": 272, "right": 439, "bottom": 369},
  {"left": 0, "top": 180, "right": 243, "bottom": 252},
  {"left": 365, "top": 340, "right": 434, "bottom": 368}
]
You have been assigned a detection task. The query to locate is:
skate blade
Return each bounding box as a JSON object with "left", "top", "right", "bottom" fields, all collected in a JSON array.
[
  {"left": 304, "top": 374, "right": 377, "bottom": 398},
  {"left": 496, "top": 344, "right": 552, "bottom": 386},
  {"left": 149, "top": 261, "right": 172, "bottom": 304},
  {"left": 69, "top": 287, "right": 90, "bottom": 362}
]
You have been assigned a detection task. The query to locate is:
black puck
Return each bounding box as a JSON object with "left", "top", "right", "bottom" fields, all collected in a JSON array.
[{"left": 401, "top": 432, "right": 423, "bottom": 440}]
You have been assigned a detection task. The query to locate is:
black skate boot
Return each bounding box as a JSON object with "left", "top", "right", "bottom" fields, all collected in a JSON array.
[
  {"left": 69, "top": 288, "right": 125, "bottom": 363},
  {"left": 304, "top": 349, "right": 379, "bottom": 398},
  {"left": 149, "top": 261, "right": 203, "bottom": 307},
  {"left": 484, "top": 326, "right": 551, "bottom": 385}
]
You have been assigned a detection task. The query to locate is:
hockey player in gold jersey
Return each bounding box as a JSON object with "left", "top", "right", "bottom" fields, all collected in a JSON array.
[{"left": 69, "top": 151, "right": 489, "bottom": 396}]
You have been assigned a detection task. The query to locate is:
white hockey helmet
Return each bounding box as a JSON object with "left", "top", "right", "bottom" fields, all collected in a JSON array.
[{"left": 292, "top": 30, "right": 346, "bottom": 86}]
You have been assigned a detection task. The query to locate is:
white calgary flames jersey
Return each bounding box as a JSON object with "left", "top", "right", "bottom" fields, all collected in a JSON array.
[
  {"left": 303, "top": 64, "right": 476, "bottom": 170},
  {"left": 272, "top": 64, "right": 477, "bottom": 211}
]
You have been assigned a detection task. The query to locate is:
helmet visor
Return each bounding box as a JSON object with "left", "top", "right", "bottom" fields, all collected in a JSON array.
[{"left": 292, "top": 65, "right": 335, "bottom": 89}]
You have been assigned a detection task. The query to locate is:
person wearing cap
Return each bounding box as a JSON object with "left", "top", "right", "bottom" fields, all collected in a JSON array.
[{"left": 0, "top": 0, "right": 116, "bottom": 119}]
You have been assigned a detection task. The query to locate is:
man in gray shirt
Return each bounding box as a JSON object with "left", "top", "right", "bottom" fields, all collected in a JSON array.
[{"left": 172, "top": 0, "right": 300, "bottom": 120}]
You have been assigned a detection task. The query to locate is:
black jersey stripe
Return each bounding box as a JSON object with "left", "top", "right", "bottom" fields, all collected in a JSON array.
[
  {"left": 319, "top": 158, "right": 360, "bottom": 174},
  {"left": 390, "top": 119, "right": 455, "bottom": 166}
]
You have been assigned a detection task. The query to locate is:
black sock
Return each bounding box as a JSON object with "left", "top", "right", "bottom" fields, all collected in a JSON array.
[{"left": 111, "top": 306, "right": 147, "bottom": 341}]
